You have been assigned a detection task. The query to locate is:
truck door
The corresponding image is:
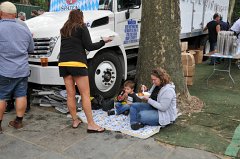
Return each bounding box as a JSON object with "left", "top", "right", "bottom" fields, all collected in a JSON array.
[
  {"left": 114, "top": 0, "right": 141, "bottom": 49},
  {"left": 192, "top": 1, "right": 205, "bottom": 32}
]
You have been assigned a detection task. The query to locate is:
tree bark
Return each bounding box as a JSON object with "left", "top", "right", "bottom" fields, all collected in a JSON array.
[
  {"left": 228, "top": 0, "right": 236, "bottom": 24},
  {"left": 20, "top": 0, "right": 30, "bottom": 4},
  {"left": 136, "top": 0, "right": 188, "bottom": 99}
]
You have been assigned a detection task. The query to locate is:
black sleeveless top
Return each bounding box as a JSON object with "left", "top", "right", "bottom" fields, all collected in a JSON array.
[{"left": 59, "top": 25, "right": 105, "bottom": 65}]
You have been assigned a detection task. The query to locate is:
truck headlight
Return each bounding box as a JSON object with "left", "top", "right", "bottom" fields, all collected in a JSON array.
[{"left": 49, "top": 36, "right": 59, "bottom": 52}]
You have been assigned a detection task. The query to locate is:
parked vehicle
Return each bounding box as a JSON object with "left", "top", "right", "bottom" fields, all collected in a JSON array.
[{"left": 26, "top": 0, "right": 230, "bottom": 97}]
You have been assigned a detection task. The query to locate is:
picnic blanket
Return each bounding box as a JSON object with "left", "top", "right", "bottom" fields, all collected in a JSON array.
[{"left": 77, "top": 110, "right": 161, "bottom": 139}]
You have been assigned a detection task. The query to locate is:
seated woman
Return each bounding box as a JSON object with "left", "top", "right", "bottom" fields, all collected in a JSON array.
[{"left": 130, "top": 68, "right": 177, "bottom": 130}]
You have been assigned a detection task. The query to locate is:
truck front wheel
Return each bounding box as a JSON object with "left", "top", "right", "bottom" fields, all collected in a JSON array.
[{"left": 88, "top": 51, "right": 123, "bottom": 98}]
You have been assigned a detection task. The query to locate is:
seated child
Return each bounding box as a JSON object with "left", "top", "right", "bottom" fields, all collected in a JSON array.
[{"left": 108, "top": 80, "right": 141, "bottom": 116}]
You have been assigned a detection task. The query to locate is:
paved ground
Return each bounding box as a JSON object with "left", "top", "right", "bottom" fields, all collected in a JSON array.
[{"left": 0, "top": 106, "right": 226, "bottom": 159}]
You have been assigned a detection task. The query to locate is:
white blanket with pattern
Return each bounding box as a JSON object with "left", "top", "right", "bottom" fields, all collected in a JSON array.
[{"left": 77, "top": 110, "right": 161, "bottom": 139}]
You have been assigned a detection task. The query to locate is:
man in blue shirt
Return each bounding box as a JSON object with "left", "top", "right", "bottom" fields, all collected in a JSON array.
[
  {"left": 220, "top": 16, "right": 229, "bottom": 31},
  {"left": 4, "top": 14, "right": 31, "bottom": 114},
  {"left": 0, "top": 1, "right": 34, "bottom": 133}
]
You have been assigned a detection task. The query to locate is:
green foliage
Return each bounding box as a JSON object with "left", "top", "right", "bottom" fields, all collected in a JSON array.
[
  {"left": 30, "top": 0, "right": 49, "bottom": 11},
  {"left": 10, "top": 0, "right": 49, "bottom": 11},
  {"left": 233, "top": 0, "right": 240, "bottom": 22}
]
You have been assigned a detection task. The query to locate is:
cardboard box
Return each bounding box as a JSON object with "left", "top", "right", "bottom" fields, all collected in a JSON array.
[
  {"left": 190, "top": 50, "right": 203, "bottom": 64},
  {"left": 185, "top": 77, "right": 193, "bottom": 86},
  {"left": 195, "top": 50, "right": 203, "bottom": 64},
  {"left": 181, "top": 52, "right": 195, "bottom": 66},
  {"left": 181, "top": 42, "right": 188, "bottom": 52},
  {"left": 188, "top": 50, "right": 196, "bottom": 55},
  {"left": 199, "top": 46, "right": 204, "bottom": 50},
  {"left": 183, "top": 64, "right": 195, "bottom": 77}
]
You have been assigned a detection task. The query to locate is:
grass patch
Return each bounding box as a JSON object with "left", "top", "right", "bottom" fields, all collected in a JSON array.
[{"left": 154, "top": 61, "right": 240, "bottom": 155}]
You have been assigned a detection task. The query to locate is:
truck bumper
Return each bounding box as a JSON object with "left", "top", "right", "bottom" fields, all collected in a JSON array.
[{"left": 28, "top": 64, "right": 64, "bottom": 85}]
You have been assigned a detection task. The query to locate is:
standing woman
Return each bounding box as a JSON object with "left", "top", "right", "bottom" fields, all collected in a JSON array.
[
  {"left": 130, "top": 68, "right": 177, "bottom": 130},
  {"left": 58, "top": 9, "right": 111, "bottom": 132}
]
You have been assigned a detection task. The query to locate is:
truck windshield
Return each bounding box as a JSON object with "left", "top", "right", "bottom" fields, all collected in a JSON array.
[{"left": 98, "top": 0, "right": 113, "bottom": 11}]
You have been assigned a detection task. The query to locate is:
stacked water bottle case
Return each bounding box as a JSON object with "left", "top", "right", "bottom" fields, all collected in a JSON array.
[
  {"left": 181, "top": 42, "right": 195, "bottom": 86},
  {"left": 217, "top": 31, "right": 238, "bottom": 56}
]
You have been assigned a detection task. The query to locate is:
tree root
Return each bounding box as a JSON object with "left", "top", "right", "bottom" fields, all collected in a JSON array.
[{"left": 177, "top": 93, "right": 204, "bottom": 115}]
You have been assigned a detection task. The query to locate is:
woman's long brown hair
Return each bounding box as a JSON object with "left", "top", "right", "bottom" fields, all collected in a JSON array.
[
  {"left": 151, "top": 68, "right": 171, "bottom": 86},
  {"left": 60, "top": 9, "right": 85, "bottom": 37}
]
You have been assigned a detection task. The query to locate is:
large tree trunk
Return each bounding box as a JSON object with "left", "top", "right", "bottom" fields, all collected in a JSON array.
[
  {"left": 20, "top": 0, "right": 30, "bottom": 4},
  {"left": 136, "top": 0, "right": 188, "bottom": 97},
  {"left": 228, "top": 0, "right": 236, "bottom": 24}
]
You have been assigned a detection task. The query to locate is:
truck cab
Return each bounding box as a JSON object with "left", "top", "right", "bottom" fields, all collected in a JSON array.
[{"left": 27, "top": 0, "right": 142, "bottom": 98}]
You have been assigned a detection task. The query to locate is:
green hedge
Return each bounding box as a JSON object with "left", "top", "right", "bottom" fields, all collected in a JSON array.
[{"left": 15, "top": 3, "right": 41, "bottom": 20}]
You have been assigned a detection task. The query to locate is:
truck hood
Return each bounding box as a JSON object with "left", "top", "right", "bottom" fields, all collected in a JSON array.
[{"left": 25, "top": 10, "right": 113, "bottom": 38}]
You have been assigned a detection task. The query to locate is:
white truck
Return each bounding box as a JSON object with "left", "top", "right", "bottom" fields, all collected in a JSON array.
[{"left": 26, "top": 0, "right": 229, "bottom": 97}]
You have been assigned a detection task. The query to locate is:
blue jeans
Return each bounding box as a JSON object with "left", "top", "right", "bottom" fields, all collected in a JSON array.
[
  {"left": 209, "top": 42, "right": 217, "bottom": 52},
  {"left": 115, "top": 102, "right": 130, "bottom": 115},
  {"left": 130, "top": 103, "right": 159, "bottom": 126},
  {"left": 209, "top": 42, "right": 219, "bottom": 64},
  {"left": 0, "top": 75, "right": 28, "bottom": 100}
]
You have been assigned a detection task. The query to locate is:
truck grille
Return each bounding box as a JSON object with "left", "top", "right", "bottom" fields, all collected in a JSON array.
[
  {"left": 31, "top": 38, "right": 51, "bottom": 56},
  {"left": 29, "top": 36, "right": 59, "bottom": 59}
]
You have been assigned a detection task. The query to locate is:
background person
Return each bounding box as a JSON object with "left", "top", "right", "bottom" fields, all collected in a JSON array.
[
  {"left": 0, "top": 1, "right": 34, "bottom": 133},
  {"left": 230, "top": 18, "right": 240, "bottom": 43},
  {"left": 18, "top": 11, "right": 26, "bottom": 21},
  {"left": 130, "top": 68, "right": 177, "bottom": 130},
  {"left": 220, "top": 16, "right": 229, "bottom": 31},
  {"left": 31, "top": 10, "right": 38, "bottom": 18},
  {"left": 58, "top": 9, "right": 112, "bottom": 132},
  {"left": 37, "top": 9, "right": 45, "bottom": 15},
  {"left": 203, "top": 13, "right": 221, "bottom": 65}
]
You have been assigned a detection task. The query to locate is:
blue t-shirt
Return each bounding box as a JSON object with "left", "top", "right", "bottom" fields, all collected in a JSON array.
[{"left": 0, "top": 19, "right": 34, "bottom": 78}]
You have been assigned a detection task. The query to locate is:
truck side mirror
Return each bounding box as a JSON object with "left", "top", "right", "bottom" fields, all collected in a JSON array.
[
  {"left": 125, "top": 0, "right": 141, "bottom": 19},
  {"left": 136, "top": 0, "right": 141, "bottom": 6},
  {"left": 125, "top": 10, "right": 130, "bottom": 19},
  {"left": 127, "top": 0, "right": 141, "bottom": 9}
]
